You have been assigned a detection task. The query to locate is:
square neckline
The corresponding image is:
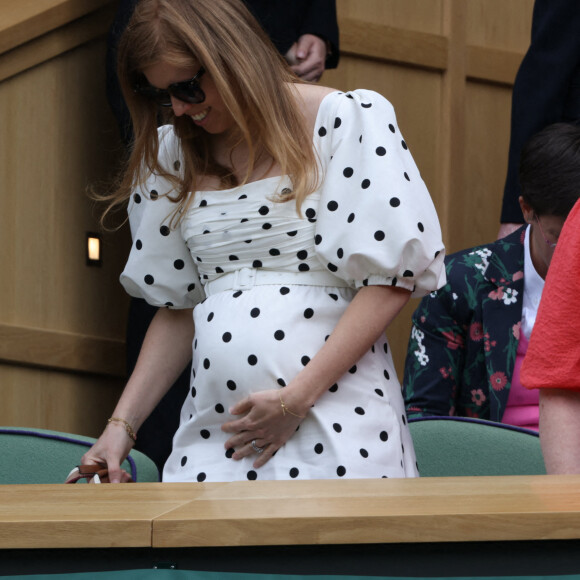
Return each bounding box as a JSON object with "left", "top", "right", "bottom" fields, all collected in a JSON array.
[{"left": 195, "top": 90, "right": 342, "bottom": 194}]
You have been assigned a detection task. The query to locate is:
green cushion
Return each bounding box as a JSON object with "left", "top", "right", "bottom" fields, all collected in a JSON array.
[
  {"left": 408, "top": 417, "right": 546, "bottom": 477},
  {"left": 0, "top": 427, "right": 159, "bottom": 484}
]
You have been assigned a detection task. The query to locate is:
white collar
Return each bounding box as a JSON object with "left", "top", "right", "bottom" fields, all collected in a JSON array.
[{"left": 522, "top": 225, "right": 545, "bottom": 339}]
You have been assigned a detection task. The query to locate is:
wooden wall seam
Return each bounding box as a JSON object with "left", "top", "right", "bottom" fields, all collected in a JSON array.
[
  {"left": 0, "top": 0, "right": 115, "bottom": 55},
  {"left": 339, "top": 16, "right": 523, "bottom": 87},
  {"left": 0, "top": 5, "right": 117, "bottom": 84},
  {"left": 0, "top": 323, "right": 126, "bottom": 378}
]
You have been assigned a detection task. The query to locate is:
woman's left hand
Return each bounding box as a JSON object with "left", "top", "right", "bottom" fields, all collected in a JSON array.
[{"left": 221, "top": 389, "right": 305, "bottom": 468}]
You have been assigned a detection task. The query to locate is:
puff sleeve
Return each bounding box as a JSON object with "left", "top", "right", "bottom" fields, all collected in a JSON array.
[
  {"left": 313, "top": 90, "right": 446, "bottom": 297},
  {"left": 119, "top": 126, "right": 205, "bottom": 308}
]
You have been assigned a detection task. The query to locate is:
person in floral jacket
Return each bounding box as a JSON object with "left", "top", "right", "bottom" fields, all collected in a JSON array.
[{"left": 403, "top": 123, "right": 580, "bottom": 429}]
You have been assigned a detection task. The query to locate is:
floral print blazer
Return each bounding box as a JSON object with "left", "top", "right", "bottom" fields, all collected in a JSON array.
[{"left": 403, "top": 227, "right": 526, "bottom": 422}]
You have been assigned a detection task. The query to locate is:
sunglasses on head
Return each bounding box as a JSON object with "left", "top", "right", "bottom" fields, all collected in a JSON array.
[{"left": 134, "top": 66, "right": 206, "bottom": 107}]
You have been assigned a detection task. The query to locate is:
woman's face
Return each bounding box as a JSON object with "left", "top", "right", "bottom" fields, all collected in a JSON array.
[{"left": 143, "top": 60, "right": 235, "bottom": 136}]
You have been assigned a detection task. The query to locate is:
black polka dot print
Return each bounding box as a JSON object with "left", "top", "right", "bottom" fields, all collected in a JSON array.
[{"left": 134, "top": 89, "right": 440, "bottom": 482}]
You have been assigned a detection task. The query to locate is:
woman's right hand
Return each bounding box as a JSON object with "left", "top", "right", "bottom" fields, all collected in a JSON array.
[{"left": 79, "top": 422, "right": 135, "bottom": 483}]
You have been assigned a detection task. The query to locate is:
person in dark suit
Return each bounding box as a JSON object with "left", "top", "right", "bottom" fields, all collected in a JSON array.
[
  {"left": 498, "top": 0, "right": 580, "bottom": 239},
  {"left": 105, "top": 0, "right": 339, "bottom": 471},
  {"left": 244, "top": 0, "right": 339, "bottom": 81}
]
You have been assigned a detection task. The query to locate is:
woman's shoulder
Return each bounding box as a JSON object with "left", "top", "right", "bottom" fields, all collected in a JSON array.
[
  {"left": 294, "top": 85, "right": 396, "bottom": 139},
  {"left": 293, "top": 83, "right": 338, "bottom": 134}
]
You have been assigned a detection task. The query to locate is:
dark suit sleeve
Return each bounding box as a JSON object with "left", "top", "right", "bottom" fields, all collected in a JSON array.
[
  {"left": 501, "top": 0, "right": 580, "bottom": 223},
  {"left": 244, "top": 0, "right": 339, "bottom": 69},
  {"left": 297, "top": 0, "right": 340, "bottom": 69}
]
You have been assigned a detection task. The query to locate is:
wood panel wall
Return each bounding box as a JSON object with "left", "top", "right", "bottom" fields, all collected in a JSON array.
[
  {"left": 0, "top": 0, "right": 535, "bottom": 436},
  {"left": 323, "top": 0, "right": 534, "bottom": 377},
  {"left": 0, "top": 0, "right": 128, "bottom": 436}
]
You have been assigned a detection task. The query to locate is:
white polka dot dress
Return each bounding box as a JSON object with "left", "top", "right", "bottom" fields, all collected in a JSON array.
[{"left": 121, "top": 89, "right": 446, "bottom": 482}]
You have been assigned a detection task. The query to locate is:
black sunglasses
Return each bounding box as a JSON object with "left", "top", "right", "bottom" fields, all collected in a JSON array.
[{"left": 134, "top": 66, "right": 206, "bottom": 107}]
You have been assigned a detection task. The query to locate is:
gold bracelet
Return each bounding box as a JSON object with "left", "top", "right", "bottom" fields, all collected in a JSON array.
[
  {"left": 108, "top": 417, "right": 137, "bottom": 442},
  {"left": 279, "top": 392, "right": 304, "bottom": 419}
]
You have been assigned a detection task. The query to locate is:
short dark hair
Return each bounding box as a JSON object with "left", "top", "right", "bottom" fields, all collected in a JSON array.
[{"left": 519, "top": 122, "right": 580, "bottom": 217}]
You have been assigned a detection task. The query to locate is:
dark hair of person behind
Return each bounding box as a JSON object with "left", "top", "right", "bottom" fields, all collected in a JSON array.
[{"left": 519, "top": 122, "right": 580, "bottom": 217}]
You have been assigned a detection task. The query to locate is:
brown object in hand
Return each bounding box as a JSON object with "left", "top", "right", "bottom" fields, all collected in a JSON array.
[{"left": 65, "top": 463, "right": 134, "bottom": 484}]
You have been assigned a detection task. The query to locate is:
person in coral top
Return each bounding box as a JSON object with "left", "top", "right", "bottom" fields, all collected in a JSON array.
[{"left": 521, "top": 196, "right": 580, "bottom": 473}]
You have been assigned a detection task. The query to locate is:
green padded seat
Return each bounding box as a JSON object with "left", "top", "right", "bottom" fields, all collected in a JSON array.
[
  {"left": 408, "top": 416, "right": 546, "bottom": 477},
  {"left": 0, "top": 426, "right": 159, "bottom": 484}
]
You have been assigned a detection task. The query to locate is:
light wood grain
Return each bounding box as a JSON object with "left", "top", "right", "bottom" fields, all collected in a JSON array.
[
  {"left": 152, "top": 476, "right": 580, "bottom": 547},
  {"left": 0, "top": 5, "right": 130, "bottom": 431},
  {"left": 0, "top": 365, "right": 124, "bottom": 437},
  {"left": 2, "top": 477, "right": 580, "bottom": 550},
  {"left": 0, "top": 483, "right": 217, "bottom": 549},
  {"left": 340, "top": 18, "right": 448, "bottom": 71},
  {"left": 0, "top": 5, "right": 117, "bottom": 83},
  {"left": 0, "top": 324, "right": 125, "bottom": 376},
  {"left": 467, "top": 45, "right": 524, "bottom": 86},
  {"left": 0, "top": 0, "right": 116, "bottom": 54}
]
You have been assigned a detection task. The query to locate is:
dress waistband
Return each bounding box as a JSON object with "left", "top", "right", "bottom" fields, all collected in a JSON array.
[{"left": 204, "top": 267, "right": 350, "bottom": 296}]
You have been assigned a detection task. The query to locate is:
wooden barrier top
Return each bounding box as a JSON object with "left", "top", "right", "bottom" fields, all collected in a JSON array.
[
  {"left": 1, "top": 475, "right": 580, "bottom": 550},
  {"left": 0, "top": 0, "right": 115, "bottom": 55}
]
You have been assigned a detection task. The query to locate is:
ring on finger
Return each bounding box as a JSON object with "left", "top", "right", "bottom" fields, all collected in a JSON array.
[{"left": 251, "top": 439, "right": 265, "bottom": 454}]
